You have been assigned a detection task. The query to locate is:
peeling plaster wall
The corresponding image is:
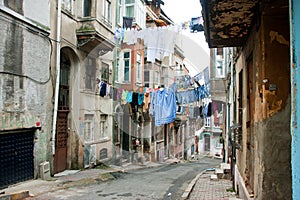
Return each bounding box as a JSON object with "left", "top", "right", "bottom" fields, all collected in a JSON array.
[
  {"left": 52, "top": 2, "right": 116, "bottom": 169},
  {"left": 234, "top": 7, "right": 291, "bottom": 200},
  {"left": 256, "top": 14, "right": 291, "bottom": 200},
  {"left": 0, "top": 11, "right": 52, "bottom": 177}
]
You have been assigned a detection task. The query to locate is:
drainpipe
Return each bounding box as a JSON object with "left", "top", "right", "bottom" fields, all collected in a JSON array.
[{"left": 52, "top": 0, "right": 62, "bottom": 155}]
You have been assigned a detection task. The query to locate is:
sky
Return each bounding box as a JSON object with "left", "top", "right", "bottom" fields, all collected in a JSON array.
[
  {"left": 162, "top": 0, "right": 202, "bottom": 24},
  {"left": 161, "top": 0, "right": 210, "bottom": 76}
]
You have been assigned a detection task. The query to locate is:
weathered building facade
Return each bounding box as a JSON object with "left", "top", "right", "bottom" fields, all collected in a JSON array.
[
  {"left": 0, "top": 0, "right": 52, "bottom": 189},
  {"left": 197, "top": 48, "right": 226, "bottom": 159},
  {"left": 201, "top": 0, "right": 291, "bottom": 199},
  {"left": 0, "top": 0, "right": 205, "bottom": 189},
  {"left": 49, "top": 0, "right": 116, "bottom": 173}
]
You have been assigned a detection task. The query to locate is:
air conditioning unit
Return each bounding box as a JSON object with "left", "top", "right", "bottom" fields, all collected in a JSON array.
[{"left": 39, "top": 161, "right": 50, "bottom": 180}]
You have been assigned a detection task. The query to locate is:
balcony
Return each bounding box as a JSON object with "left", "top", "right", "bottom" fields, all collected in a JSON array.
[
  {"left": 200, "top": 0, "right": 258, "bottom": 48},
  {"left": 76, "top": 19, "right": 115, "bottom": 55}
]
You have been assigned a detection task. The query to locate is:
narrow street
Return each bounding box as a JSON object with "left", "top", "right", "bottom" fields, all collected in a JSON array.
[
  {"left": 23, "top": 157, "right": 222, "bottom": 200},
  {"left": 2, "top": 0, "right": 298, "bottom": 199}
]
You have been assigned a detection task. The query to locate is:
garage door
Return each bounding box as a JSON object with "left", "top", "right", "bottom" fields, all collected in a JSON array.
[{"left": 0, "top": 129, "right": 34, "bottom": 189}]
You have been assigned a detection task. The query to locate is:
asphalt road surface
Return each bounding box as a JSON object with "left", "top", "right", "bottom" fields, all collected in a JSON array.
[{"left": 29, "top": 157, "right": 221, "bottom": 200}]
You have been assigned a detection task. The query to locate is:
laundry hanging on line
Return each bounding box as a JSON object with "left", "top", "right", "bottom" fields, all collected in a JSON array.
[{"left": 114, "top": 25, "right": 181, "bottom": 63}]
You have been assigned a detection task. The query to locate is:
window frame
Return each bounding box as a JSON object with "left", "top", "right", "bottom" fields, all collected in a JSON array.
[
  {"left": 83, "top": 0, "right": 91, "bottom": 17},
  {"left": 121, "top": 49, "right": 131, "bottom": 83},
  {"left": 102, "top": 0, "right": 112, "bottom": 26},
  {"left": 115, "top": 49, "right": 120, "bottom": 83},
  {"left": 124, "top": 0, "right": 135, "bottom": 18},
  {"left": 116, "top": 0, "right": 123, "bottom": 25},
  {"left": 85, "top": 56, "right": 96, "bottom": 91},
  {"left": 100, "top": 114, "right": 108, "bottom": 138},
  {"left": 101, "top": 62, "right": 110, "bottom": 83},
  {"left": 4, "top": 0, "right": 23, "bottom": 14},
  {"left": 84, "top": 114, "right": 94, "bottom": 142},
  {"left": 124, "top": 0, "right": 146, "bottom": 29}
]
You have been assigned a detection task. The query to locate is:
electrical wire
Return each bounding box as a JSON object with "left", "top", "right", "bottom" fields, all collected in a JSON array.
[{"left": 0, "top": 13, "right": 54, "bottom": 85}]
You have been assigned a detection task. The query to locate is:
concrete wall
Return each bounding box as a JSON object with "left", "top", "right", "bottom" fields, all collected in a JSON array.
[{"left": 0, "top": 7, "right": 52, "bottom": 178}]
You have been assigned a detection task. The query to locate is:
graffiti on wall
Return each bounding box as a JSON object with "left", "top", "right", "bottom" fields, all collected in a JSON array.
[{"left": 1, "top": 113, "right": 35, "bottom": 129}]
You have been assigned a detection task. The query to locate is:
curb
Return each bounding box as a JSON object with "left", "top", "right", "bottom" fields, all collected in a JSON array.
[
  {"left": 181, "top": 170, "right": 206, "bottom": 200},
  {"left": 181, "top": 163, "right": 220, "bottom": 200},
  {"left": 0, "top": 190, "right": 30, "bottom": 200}
]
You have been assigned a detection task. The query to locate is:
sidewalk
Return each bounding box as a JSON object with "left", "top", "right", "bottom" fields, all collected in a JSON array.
[
  {"left": 183, "top": 168, "right": 239, "bottom": 200},
  {"left": 0, "top": 158, "right": 179, "bottom": 200}
]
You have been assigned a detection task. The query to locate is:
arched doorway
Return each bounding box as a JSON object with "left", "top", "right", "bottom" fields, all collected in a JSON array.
[{"left": 54, "top": 51, "right": 70, "bottom": 174}]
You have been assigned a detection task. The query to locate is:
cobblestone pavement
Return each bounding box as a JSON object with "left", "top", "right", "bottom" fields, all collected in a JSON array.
[{"left": 188, "top": 170, "right": 237, "bottom": 200}]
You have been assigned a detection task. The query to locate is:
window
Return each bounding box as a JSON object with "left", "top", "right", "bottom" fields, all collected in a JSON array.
[
  {"left": 154, "top": 71, "right": 160, "bottom": 84},
  {"left": 119, "top": 50, "right": 131, "bottom": 83},
  {"left": 124, "top": 51, "right": 131, "bottom": 82},
  {"left": 83, "top": 0, "right": 91, "bottom": 17},
  {"left": 116, "top": 50, "right": 131, "bottom": 83},
  {"left": 114, "top": 126, "right": 121, "bottom": 143},
  {"left": 100, "top": 114, "right": 108, "bottom": 138},
  {"left": 216, "top": 48, "right": 223, "bottom": 58},
  {"left": 124, "top": 0, "right": 146, "bottom": 29},
  {"left": 125, "top": 0, "right": 135, "bottom": 18},
  {"left": 101, "top": 62, "right": 109, "bottom": 83},
  {"left": 102, "top": 0, "right": 112, "bottom": 26},
  {"left": 205, "top": 117, "right": 211, "bottom": 127},
  {"left": 99, "top": 148, "right": 108, "bottom": 160},
  {"left": 179, "top": 128, "right": 183, "bottom": 144},
  {"left": 144, "top": 71, "right": 150, "bottom": 82},
  {"left": 215, "top": 48, "right": 225, "bottom": 78},
  {"left": 62, "top": 0, "right": 72, "bottom": 14},
  {"left": 135, "top": 0, "right": 146, "bottom": 28},
  {"left": 216, "top": 61, "right": 224, "bottom": 77},
  {"left": 85, "top": 57, "right": 96, "bottom": 90},
  {"left": 136, "top": 53, "right": 142, "bottom": 84},
  {"left": 4, "top": 0, "right": 23, "bottom": 14},
  {"left": 116, "top": 0, "right": 122, "bottom": 25},
  {"left": 115, "top": 50, "right": 120, "bottom": 82},
  {"left": 59, "top": 52, "right": 70, "bottom": 110},
  {"left": 84, "top": 114, "right": 94, "bottom": 142}
]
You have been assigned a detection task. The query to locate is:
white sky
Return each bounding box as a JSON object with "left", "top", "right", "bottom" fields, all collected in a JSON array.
[
  {"left": 162, "top": 0, "right": 210, "bottom": 76},
  {"left": 162, "top": 0, "right": 202, "bottom": 24}
]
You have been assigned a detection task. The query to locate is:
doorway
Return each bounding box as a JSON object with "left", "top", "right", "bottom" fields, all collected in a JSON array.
[{"left": 54, "top": 52, "right": 70, "bottom": 174}]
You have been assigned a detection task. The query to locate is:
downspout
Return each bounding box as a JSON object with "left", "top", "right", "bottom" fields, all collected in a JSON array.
[{"left": 52, "top": 0, "right": 62, "bottom": 155}]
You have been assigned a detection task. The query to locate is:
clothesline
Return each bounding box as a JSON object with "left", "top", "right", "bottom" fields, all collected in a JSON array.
[
  {"left": 96, "top": 79, "right": 211, "bottom": 126},
  {"left": 96, "top": 79, "right": 209, "bottom": 99},
  {"left": 114, "top": 25, "right": 181, "bottom": 63}
]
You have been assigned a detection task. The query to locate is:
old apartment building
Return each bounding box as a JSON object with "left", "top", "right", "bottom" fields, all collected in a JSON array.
[{"left": 201, "top": 0, "right": 292, "bottom": 199}]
